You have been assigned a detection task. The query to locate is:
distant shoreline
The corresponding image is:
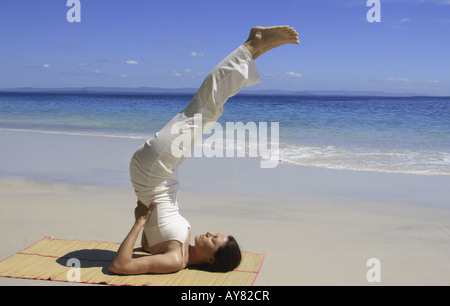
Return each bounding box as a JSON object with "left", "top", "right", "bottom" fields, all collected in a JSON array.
[{"left": 1, "top": 87, "right": 447, "bottom": 98}]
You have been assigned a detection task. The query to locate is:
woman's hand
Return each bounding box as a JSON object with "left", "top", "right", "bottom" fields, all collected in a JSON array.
[
  {"left": 134, "top": 201, "right": 156, "bottom": 226},
  {"left": 111, "top": 201, "right": 158, "bottom": 274}
]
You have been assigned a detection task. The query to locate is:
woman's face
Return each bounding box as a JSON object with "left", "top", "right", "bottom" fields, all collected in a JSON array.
[{"left": 194, "top": 231, "right": 228, "bottom": 262}]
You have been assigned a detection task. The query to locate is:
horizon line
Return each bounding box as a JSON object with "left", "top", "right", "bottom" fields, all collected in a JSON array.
[{"left": 1, "top": 86, "right": 447, "bottom": 98}]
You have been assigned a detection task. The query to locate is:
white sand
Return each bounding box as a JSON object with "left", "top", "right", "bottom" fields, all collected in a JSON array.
[{"left": 0, "top": 130, "right": 449, "bottom": 286}]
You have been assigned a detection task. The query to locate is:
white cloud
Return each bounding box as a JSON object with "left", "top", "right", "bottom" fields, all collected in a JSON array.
[
  {"left": 362, "top": 77, "right": 442, "bottom": 85},
  {"left": 41, "top": 64, "right": 51, "bottom": 69},
  {"left": 125, "top": 60, "right": 139, "bottom": 65},
  {"left": 284, "top": 72, "right": 303, "bottom": 78},
  {"left": 264, "top": 72, "right": 303, "bottom": 79},
  {"left": 383, "top": 77, "right": 412, "bottom": 83},
  {"left": 185, "top": 39, "right": 217, "bottom": 44},
  {"left": 94, "top": 70, "right": 102, "bottom": 74},
  {"left": 152, "top": 61, "right": 171, "bottom": 66},
  {"left": 381, "top": 77, "right": 440, "bottom": 84},
  {"left": 172, "top": 69, "right": 198, "bottom": 79},
  {"left": 189, "top": 51, "right": 205, "bottom": 57}
]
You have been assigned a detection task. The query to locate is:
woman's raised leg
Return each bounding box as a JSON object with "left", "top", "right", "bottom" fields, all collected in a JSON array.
[{"left": 130, "top": 26, "right": 299, "bottom": 206}]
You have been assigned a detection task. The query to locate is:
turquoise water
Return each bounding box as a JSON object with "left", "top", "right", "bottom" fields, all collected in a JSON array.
[{"left": 1, "top": 92, "right": 449, "bottom": 175}]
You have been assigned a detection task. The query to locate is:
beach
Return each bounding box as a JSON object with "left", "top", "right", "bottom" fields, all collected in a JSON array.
[
  {"left": 0, "top": 129, "right": 449, "bottom": 286},
  {"left": 2, "top": 0, "right": 450, "bottom": 289}
]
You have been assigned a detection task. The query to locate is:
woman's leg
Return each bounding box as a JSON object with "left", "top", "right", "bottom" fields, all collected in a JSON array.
[
  {"left": 129, "top": 45, "right": 260, "bottom": 206},
  {"left": 154, "top": 26, "right": 300, "bottom": 169},
  {"left": 243, "top": 26, "right": 300, "bottom": 60},
  {"left": 130, "top": 26, "right": 299, "bottom": 206}
]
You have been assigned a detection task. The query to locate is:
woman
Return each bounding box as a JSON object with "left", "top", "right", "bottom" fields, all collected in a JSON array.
[{"left": 110, "top": 26, "right": 299, "bottom": 275}]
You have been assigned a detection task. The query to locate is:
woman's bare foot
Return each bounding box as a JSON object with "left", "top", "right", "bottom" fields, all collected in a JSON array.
[{"left": 243, "top": 26, "right": 299, "bottom": 60}]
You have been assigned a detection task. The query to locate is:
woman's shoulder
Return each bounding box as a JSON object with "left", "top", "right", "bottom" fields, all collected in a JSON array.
[{"left": 163, "top": 240, "right": 188, "bottom": 270}]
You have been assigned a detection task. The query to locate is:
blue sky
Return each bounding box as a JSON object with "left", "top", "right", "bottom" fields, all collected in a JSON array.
[{"left": 0, "top": 0, "right": 449, "bottom": 95}]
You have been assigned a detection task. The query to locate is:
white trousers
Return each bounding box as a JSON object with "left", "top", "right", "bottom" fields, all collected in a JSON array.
[{"left": 130, "top": 45, "right": 261, "bottom": 207}]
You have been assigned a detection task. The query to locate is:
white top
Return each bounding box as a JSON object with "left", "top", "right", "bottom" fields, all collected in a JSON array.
[{"left": 144, "top": 202, "right": 191, "bottom": 248}]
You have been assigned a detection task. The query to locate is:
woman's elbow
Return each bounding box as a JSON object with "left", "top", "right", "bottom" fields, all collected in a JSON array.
[
  {"left": 109, "top": 262, "right": 122, "bottom": 275},
  {"left": 109, "top": 260, "right": 130, "bottom": 275}
]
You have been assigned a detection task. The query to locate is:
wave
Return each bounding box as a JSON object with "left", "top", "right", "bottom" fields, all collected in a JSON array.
[
  {"left": 278, "top": 144, "right": 450, "bottom": 175},
  {"left": 2, "top": 127, "right": 449, "bottom": 175},
  {"left": 0, "top": 127, "right": 148, "bottom": 140}
]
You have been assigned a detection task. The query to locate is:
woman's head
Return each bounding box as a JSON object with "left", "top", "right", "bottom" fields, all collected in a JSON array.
[{"left": 192, "top": 232, "right": 242, "bottom": 272}]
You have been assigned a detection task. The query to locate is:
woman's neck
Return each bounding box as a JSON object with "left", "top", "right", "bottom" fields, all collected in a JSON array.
[{"left": 187, "top": 245, "right": 202, "bottom": 267}]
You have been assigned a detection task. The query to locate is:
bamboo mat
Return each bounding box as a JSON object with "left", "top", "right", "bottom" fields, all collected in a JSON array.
[{"left": 0, "top": 237, "right": 264, "bottom": 286}]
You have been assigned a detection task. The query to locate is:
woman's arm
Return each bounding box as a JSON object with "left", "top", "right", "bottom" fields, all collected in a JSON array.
[
  {"left": 109, "top": 203, "right": 184, "bottom": 275},
  {"left": 135, "top": 201, "right": 151, "bottom": 253},
  {"left": 109, "top": 203, "right": 152, "bottom": 274}
]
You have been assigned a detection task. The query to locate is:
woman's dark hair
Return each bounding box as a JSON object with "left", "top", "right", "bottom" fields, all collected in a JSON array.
[{"left": 191, "top": 235, "right": 242, "bottom": 273}]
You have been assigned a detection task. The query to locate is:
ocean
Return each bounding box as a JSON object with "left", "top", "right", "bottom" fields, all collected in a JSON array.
[{"left": 1, "top": 92, "right": 449, "bottom": 176}]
